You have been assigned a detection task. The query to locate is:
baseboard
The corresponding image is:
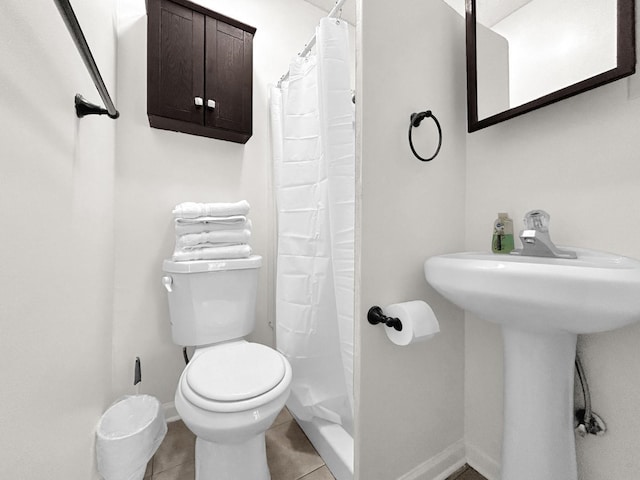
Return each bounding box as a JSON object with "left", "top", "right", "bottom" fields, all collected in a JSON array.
[
  {"left": 396, "top": 439, "right": 466, "bottom": 480},
  {"left": 163, "top": 401, "right": 180, "bottom": 422},
  {"left": 465, "top": 443, "right": 500, "bottom": 480}
]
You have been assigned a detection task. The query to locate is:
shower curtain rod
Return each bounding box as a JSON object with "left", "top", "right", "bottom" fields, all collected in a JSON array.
[
  {"left": 53, "top": 0, "right": 120, "bottom": 119},
  {"left": 277, "top": 0, "right": 348, "bottom": 87}
]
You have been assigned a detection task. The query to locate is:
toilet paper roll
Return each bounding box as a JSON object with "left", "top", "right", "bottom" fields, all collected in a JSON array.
[{"left": 384, "top": 300, "right": 440, "bottom": 346}]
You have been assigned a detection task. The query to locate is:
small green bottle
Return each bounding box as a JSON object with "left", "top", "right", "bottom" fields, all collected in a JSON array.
[{"left": 492, "top": 212, "right": 514, "bottom": 254}]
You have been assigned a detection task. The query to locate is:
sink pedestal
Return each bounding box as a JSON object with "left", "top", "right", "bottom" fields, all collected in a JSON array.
[
  {"left": 425, "top": 248, "right": 640, "bottom": 480},
  {"left": 501, "top": 326, "right": 578, "bottom": 480}
]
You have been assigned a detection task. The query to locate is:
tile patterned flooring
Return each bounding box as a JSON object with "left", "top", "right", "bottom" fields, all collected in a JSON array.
[
  {"left": 446, "top": 465, "right": 487, "bottom": 480},
  {"left": 144, "top": 407, "right": 487, "bottom": 480},
  {"left": 144, "top": 408, "right": 335, "bottom": 480}
]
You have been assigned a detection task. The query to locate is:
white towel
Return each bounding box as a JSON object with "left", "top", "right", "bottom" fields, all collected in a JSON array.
[
  {"left": 174, "top": 242, "right": 238, "bottom": 249},
  {"left": 172, "top": 244, "right": 252, "bottom": 262},
  {"left": 174, "top": 214, "right": 247, "bottom": 225},
  {"left": 172, "top": 200, "right": 250, "bottom": 219},
  {"left": 177, "top": 229, "right": 252, "bottom": 249},
  {"left": 177, "top": 242, "right": 241, "bottom": 251},
  {"left": 174, "top": 218, "right": 252, "bottom": 236}
]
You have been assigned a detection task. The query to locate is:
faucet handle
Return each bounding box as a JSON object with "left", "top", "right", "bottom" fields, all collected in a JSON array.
[{"left": 524, "top": 209, "right": 550, "bottom": 232}]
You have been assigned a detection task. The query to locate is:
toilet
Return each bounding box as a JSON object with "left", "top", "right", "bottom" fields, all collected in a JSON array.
[{"left": 162, "top": 255, "right": 292, "bottom": 480}]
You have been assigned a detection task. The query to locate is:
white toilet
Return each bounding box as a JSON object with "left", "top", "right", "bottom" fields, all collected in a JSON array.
[{"left": 162, "top": 255, "right": 292, "bottom": 480}]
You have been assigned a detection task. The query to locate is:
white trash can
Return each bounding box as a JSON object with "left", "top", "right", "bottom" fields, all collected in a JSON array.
[{"left": 96, "top": 395, "right": 167, "bottom": 480}]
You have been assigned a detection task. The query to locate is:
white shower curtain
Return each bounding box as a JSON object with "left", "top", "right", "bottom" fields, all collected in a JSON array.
[{"left": 270, "top": 18, "right": 355, "bottom": 434}]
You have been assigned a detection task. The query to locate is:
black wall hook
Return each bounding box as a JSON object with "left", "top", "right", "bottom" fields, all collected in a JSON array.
[
  {"left": 408, "top": 110, "right": 442, "bottom": 162},
  {"left": 133, "top": 357, "right": 141, "bottom": 386},
  {"left": 368, "top": 306, "right": 403, "bottom": 331}
]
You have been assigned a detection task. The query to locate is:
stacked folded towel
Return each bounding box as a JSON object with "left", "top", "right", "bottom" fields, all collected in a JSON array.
[{"left": 171, "top": 201, "right": 253, "bottom": 261}]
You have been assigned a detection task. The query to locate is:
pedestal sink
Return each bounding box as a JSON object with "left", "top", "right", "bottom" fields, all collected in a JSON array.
[{"left": 424, "top": 247, "right": 640, "bottom": 480}]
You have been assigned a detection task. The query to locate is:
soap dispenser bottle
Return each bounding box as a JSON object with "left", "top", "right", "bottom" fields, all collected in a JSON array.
[{"left": 492, "top": 212, "right": 514, "bottom": 254}]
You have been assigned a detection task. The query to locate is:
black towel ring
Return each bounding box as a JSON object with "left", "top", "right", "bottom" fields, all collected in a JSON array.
[{"left": 408, "top": 110, "right": 442, "bottom": 162}]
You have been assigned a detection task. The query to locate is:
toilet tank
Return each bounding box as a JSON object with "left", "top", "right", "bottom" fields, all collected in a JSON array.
[{"left": 162, "top": 255, "right": 261, "bottom": 346}]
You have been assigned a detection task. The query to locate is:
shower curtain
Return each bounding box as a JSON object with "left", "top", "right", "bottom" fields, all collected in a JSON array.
[{"left": 270, "top": 17, "right": 355, "bottom": 434}]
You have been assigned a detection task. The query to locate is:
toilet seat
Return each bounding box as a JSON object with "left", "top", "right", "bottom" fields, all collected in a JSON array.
[
  {"left": 180, "top": 341, "right": 292, "bottom": 413},
  {"left": 187, "top": 342, "right": 286, "bottom": 402}
]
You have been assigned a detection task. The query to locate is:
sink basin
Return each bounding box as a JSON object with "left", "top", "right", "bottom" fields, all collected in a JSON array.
[
  {"left": 424, "top": 247, "right": 640, "bottom": 480},
  {"left": 424, "top": 247, "right": 640, "bottom": 334}
]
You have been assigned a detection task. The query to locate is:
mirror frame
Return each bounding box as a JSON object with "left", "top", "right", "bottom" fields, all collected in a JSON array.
[{"left": 466, "top": 0, "right": 636, "bottom": 132}]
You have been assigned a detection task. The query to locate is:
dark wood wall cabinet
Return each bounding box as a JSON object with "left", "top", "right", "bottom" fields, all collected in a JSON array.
[{"left": 147, "top": 0, "right": 256, "bottom": 143}]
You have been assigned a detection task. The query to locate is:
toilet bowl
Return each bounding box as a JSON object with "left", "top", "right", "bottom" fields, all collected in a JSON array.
[
  {"left": 174, "top": 341, "right": 292, "bottom": 479},
  {"left": 162, "top": 256, "right": 291, "bottom": 480}
]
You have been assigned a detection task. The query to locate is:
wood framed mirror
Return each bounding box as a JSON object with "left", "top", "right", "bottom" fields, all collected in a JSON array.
[{"left": 466, "top": 0, "right": 636, "bottom": 132}]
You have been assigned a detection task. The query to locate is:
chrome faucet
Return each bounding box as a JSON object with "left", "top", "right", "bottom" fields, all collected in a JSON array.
[{"left": 510, "top": 210, "right": 577, "bottom": 259}]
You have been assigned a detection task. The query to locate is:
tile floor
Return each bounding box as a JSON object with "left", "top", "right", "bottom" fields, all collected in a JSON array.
[
  {"left": 446, "top": 465, "right": 487, "bottom": 480},
  {"left": 144, "top": 408, "right": 335, "bottom": 480},
  {"left": 144, "top": 408, "right": 487, "bottom": 480}
]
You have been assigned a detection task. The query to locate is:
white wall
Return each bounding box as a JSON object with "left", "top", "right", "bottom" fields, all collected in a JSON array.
[
  {"left": 0, "top": 0, "right": 116, "bottom": 478},
  {"left": 465, "top": 25, "right": 640, "bottom": 480},
  {"left": 112, "top": 0, "right": 344, "bottom": 406},
  {"left": 355, "top": 1, "right": 468, "bottom": 478}
]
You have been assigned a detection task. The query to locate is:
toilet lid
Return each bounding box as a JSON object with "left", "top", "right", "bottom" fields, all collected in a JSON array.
[{"left": 186, "top": 342, "right": 286, "bottom": 402}]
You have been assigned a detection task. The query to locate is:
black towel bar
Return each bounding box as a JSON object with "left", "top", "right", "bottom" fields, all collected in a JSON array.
[{"left": 54, "top": 0, "right": 119, "bottom": 119}]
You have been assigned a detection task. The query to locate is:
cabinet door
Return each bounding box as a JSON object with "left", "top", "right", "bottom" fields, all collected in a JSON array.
[
  {"left": 148, "top": 0, "right": 204, "bottom": 124},
  {"left": 204, "top": 18, "right": 253, "bottom": 134}
]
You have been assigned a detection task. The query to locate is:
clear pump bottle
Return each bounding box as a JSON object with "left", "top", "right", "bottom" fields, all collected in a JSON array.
[{"left": 492, "top": 212, "right": 514, "bottom": 254}]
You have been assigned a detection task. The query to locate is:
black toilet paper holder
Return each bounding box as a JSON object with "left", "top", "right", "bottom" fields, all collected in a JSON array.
[{"left": 367, "top": 306, "right": 403, "bottom": 331}]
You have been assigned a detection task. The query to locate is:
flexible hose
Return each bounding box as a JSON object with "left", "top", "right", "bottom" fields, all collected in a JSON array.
[
  {"left": 575, "top": 355, "right": 592, "bottom": 425},
  {"left": 183, "top": 347, "right": 190, "bottom": 365}
]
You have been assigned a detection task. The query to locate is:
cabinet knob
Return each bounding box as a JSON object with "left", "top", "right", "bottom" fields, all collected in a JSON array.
[
  {"left": 207, "top": 99, "right": 216, "bottom": 109},
  {"left": 194, "top": 97, "right": 203, "bottom": 107}
]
